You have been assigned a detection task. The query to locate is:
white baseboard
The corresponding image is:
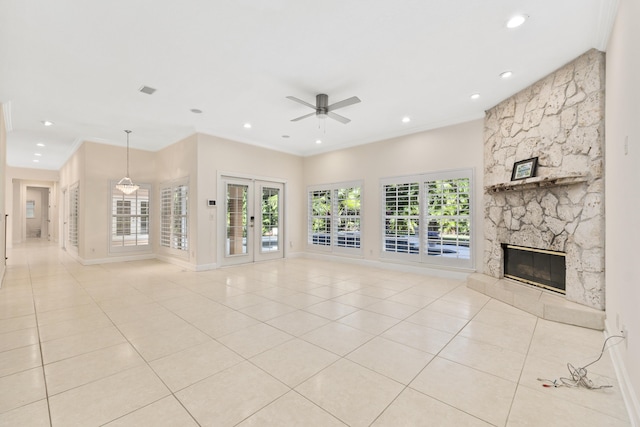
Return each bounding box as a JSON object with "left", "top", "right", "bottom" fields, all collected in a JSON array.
[
  {"left": 81, "top": 253, "right": 156, "bottom": 265},
  {"left": 300, "top": 251, "right": 471, "bottom": 281},
  {"left": 58, "top": 248, "right": 470, "bottom": 281},
  {"left": 194, "top": 262, "right": 217, "bottom": 272},
  {"left": 606, "top": 320, "right": 640, "bottom": 426},
  {"left": 155, "top": 254, "right": 197, "bottom": 271}
]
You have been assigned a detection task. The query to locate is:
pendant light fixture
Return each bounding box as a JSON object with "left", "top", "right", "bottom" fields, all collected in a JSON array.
[{"left": 115, "top": 130, "right": 139, "bottom": 194}]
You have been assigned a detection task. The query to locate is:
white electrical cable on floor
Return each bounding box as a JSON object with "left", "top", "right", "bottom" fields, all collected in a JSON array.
[{"left": 537, "top": 334, "right": 625, "bottom": 390}]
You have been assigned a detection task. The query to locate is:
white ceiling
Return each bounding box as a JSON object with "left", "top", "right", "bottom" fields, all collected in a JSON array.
[{"left": 0, "top": 0, "right": 617, "bottom": 170}]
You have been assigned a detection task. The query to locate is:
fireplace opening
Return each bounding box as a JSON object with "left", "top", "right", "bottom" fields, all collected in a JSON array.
[{"left": 502, "top": 244, "right": 566, "bottom": 294}]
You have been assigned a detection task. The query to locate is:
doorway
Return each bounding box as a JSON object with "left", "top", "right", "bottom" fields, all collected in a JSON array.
[
  {"left": 221, "top": 176, "right": 284, "bottom": 266},
  {"left": 25, "top": 186, "right": 49, "bottom": 240}
]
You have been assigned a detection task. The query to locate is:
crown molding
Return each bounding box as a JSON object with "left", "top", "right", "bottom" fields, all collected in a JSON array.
[
  {"left": 2, "top": 101, "right": 13, "bottom": 132},
  {"left": 594, "top": 0, "right": 620, "bottom": 51}
]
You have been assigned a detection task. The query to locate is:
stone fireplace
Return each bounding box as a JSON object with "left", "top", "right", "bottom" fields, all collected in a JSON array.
[{"left": 483, "top": 49, "right": 605, "bottom": 311}]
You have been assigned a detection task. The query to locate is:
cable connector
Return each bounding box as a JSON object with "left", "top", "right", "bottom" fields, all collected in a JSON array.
[{"left": 538, "top": 378, "right": 561, "bottom": 388}]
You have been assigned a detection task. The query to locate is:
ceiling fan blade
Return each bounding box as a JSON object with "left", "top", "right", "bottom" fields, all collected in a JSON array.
[
  {"left": 286, "top": 96, "right": 316, "bottom": 110},
  {"left": 291, "top": 112, "right": 316, "bottom": 122},
  {"left": 327, "top": 96, "right": 361, "bottom": 111},
  {"left": 327, "top": 111, "right": 351, "bottom": 124}
]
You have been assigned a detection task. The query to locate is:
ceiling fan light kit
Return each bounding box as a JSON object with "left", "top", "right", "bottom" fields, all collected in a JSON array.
[{"left": 287, "top": 93, "right": 361, "bottom": 124}]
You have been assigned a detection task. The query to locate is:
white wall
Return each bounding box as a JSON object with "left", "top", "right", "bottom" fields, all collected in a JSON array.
[
  {"left": 56, "top": 134, "right": 305, "bottom": 270},
  {"left": 303, "top": 119, "right": 484, "bottom": 270},
  {"left": 4, "top": 167, "right": 59, "bottom": 246},
  {"left": 58, "top": 144, "right": 85, "bottom": 255},
  {"left": 0, "top": 104, "right": 6, "bottom": 281},
  {"left": 155, "top": 134, "right": 198, "bottom": 266},
  {"left": 197, "top": 133, "right": 305, "bottom": 267},
  {"left": 605, "top": 0, "right": 640, "bottom": 423},
  {"left": 83, "top": 142, "right": 156, "bottom": 261}
]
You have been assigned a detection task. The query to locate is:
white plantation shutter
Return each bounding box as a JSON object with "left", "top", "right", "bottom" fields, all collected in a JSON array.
[
  {"left": 383, "top": 181, "right": 420, "bottom": 255},
  {"left": 69, "top": 183, "right": 79, "bottom": 248},
  {"left": 160, "top": 187, "right": 172, "bottom": 248},
  {"left": 160, "top": 180, "right": 189, "bottom": 253}
]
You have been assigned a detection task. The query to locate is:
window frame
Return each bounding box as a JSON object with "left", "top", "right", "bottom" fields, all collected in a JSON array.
[
  {"left": 109, "top": 181, "right": 152, "bottom": 254},
  {"left": 380, "top": 169, "right": 473, "bottom": 269},
  {"left": 381, "top": 176, "right": 421, "bottom": 263},
  {"left": 307, "top": 181, "right": 363, "bottom": 255}
]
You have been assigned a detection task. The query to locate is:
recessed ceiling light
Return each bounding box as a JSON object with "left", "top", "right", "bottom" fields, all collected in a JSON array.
[
  {"left": 470, "top": 93, "right": 480, "bottom": 100},
  {"left": 402, "top": 117, "right": 411, "bottom": 123},
  {"left": 315, "top": 139, "right": 322, "bottom": 144},
  {"left": 33, "top": 159, "right": 39, "bottom": 163},
  {"left": 41, "top": 120, "right": 54, "bottom": 126},
  {"left": 139, "top": 85, "right": 157, "bottom": 95},
  {"left": 36, "top": 143, "right": 45, "bottom": 147},
  {"left": 190, "top": 108, "right": 203, "bottom": 114},
  {"left": 507, "top": 15, "right": 527, "bottom": 29},
  {"left": 243, "top": 123, "right": 252, "bottom": 129},
  {"left": 281, "top": 135, "right": 290, "bottom": 139},
  {"left": 500, "top": 71, "right": 513, "bottom": 79},
  {"left": 34, "top": 153, "right": 42, "bottom": 156}
]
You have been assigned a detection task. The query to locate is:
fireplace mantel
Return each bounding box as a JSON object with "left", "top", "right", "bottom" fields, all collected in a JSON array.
[{"left": 485, "top": 174, "right": 587, "bottom": 193}]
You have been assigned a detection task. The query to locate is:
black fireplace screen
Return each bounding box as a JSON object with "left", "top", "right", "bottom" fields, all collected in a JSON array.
[{"left": 502, "top": 244, "right": 566, "bottom": 293}]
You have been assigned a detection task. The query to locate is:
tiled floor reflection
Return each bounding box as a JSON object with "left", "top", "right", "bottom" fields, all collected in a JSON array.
[{"left": 0, "top": 241, "right": 630, "bottom": 426}]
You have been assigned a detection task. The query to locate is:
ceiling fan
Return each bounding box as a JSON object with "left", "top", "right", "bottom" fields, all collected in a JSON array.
[{"left": 287, "top": 93, "right": 361, "bottom": 124}]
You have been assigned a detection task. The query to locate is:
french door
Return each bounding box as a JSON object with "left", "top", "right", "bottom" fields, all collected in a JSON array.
[{"left": 222, "top": 177, "right": 284, "bottom": 266}]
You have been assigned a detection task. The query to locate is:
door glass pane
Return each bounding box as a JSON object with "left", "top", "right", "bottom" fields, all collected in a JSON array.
[
  {"left": 226, "top": 184, "right": 248, "bottom": 255},
  {"left": 261, "top": 187, "right": 279, "bottom": 252}
]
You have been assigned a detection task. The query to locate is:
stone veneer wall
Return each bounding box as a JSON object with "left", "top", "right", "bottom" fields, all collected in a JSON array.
[{"left": 483, "top": 49, "right": 605, "bottom": 310}]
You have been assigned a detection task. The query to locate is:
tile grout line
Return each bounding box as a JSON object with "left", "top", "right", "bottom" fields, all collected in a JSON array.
[
  {"left": 26, "top": 253, "right": 54, "bottom": 427},
  {"left": 503, "top": 316, "right": 540, "bottom": 426},
  {"left": 367, "top": 290, "right": 491, "bottom": 426},
  {"left": 82, "top": 279, "right": 205, "bottom": 427}
]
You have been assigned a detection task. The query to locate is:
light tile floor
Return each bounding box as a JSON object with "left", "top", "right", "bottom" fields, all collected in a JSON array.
[{"left": 0, "top": 241, "right": 630, "bottom": 426}]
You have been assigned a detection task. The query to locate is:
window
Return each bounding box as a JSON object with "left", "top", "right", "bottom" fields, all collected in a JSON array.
[
  {"left": 115, "top": 201, "right": 131, "bottom": 236},
  {"left": 424, "top": 176, "right": 471, "bottom": 261},
  {"left": 161, "top": 180, "right": 189, "bottom": 253},
  {"left": 335, "top": 186, "right": 361, "bottom": 249},
  {"left": 309, "top": 189, "right": 331, "bottom": 246},
  {"left": 140, "top": 201, "right": 149, "bottom": 234},
  {"left": 26, "top": 200, "right": 36, "bottom": 219},
  {"left": 69, "top": 183, "right": 79, "bottom": 249},
  {"left": 261, "top": 187, "right": 279, "bottom": 252},
  {"left": 308, "top": 182, "right": 362, "bottom": 253},
  {"left": 110, "top": 183, "right": 150, "bottom": 251},
  {"left": 381, "top": 169, "right": 472, "bottom": 268},
  {"left": 383, "top": 182, "right": 420, "bottom": 254}
]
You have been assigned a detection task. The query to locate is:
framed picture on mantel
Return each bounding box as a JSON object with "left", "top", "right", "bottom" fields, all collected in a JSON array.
[{"left": 511, "top": 157, "right": 538, "bottom": 181}]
